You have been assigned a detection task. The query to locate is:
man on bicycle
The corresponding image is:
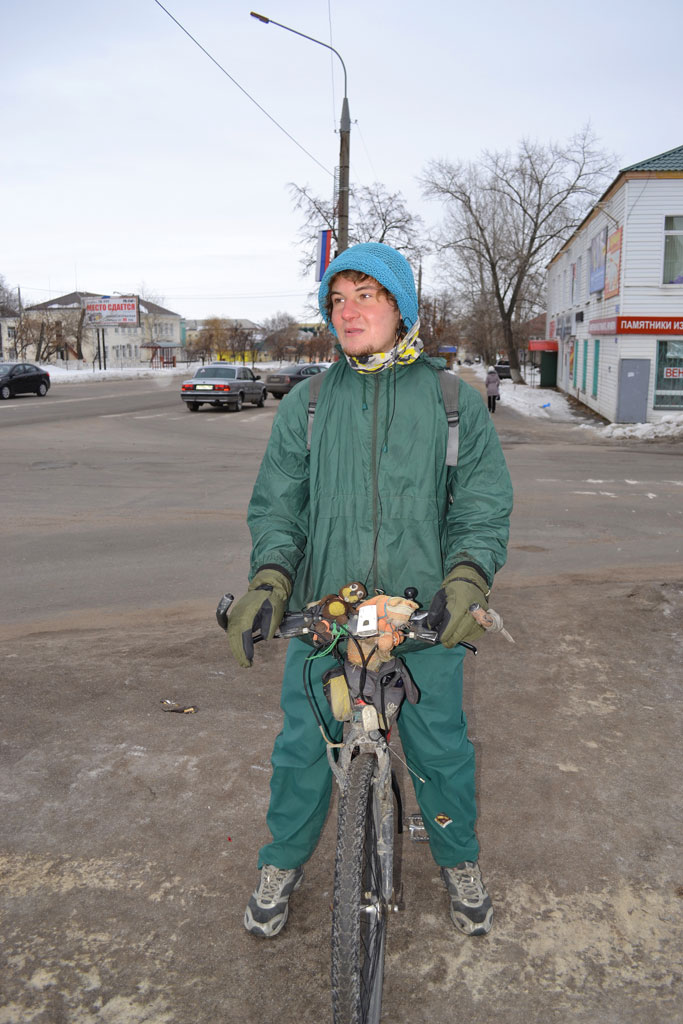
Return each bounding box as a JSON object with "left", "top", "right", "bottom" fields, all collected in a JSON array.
[{"left": 227, "top": 242, "right": 513, "bottom": 939}]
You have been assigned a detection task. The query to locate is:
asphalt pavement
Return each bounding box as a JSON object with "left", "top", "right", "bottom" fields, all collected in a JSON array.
[{"left": 1, "top": 371, "right": 681, "bottom": 1023}]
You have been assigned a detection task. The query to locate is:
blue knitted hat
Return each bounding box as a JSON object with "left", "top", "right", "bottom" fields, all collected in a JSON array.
[{"left": 318, "top": 242, "right": 418, "bottom": 336}]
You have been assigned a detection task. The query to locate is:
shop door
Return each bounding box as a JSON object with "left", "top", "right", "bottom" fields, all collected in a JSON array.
[
  {"left": 540, "top": 351, "right": 558, "bottom": 387},
  {"left": 616, "top": 359, "right": 650, "bottom": 423}
]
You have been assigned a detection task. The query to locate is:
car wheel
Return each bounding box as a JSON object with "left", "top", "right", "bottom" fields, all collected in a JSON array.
[
  {"left": 232, "top": 392, "right": 243, "bottom": 411},
  {"left": 37, "top": 382, "right": 48, "bottom": 397},
  {"left": 186, "top": 402, "right": 200, "bottom": 412},
  {"left": 0, "top": 385, "right": 10, "bottom": 400},
  {"left": 275, "top": 393, "right": 284, "bottom": 400},
  {"left": 255, "top": 389, "right": 266, "bottom": 407}
]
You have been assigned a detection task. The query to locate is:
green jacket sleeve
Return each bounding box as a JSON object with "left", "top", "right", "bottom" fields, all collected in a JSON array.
[
  {"left": 247, "top": 384, "right": 310, "bottom": 582},
  {"left": 444, "top": 379, "right": 513, "bottom": 585}
]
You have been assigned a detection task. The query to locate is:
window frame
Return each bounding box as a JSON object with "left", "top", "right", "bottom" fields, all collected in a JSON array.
[{"left": 662, "top": 215, "right": 683, "bottom": 285}]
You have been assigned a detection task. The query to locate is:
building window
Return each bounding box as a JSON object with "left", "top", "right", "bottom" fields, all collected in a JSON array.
[
  {"left": 663, "top": 216, "right": 683, "bottom": 284},
  {"left": 655, "top": 339, "right": 683, "bottom": 408},
  {"left": 592, "top": 340, "right": 600, "bottom": 398}
]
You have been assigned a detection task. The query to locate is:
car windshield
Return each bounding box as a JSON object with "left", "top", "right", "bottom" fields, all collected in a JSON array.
[
  {"left": 0, "top": 363, "right": 15, "bottom": 371},
  {"left": 194, "top": 366, "right": 236, "bottom": 379}
]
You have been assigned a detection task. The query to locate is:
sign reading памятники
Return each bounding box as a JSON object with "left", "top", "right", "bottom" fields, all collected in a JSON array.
[
  {"left": 82, "top": 296, "right": 139, "bottom": 327},
  {"left": 588, "top": 316, "right": 683, "bottom": 335}
]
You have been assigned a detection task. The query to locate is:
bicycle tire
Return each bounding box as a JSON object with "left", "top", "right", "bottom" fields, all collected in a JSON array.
[{"left": 331, "top": 752, "right": 388, "bottom": 1024}]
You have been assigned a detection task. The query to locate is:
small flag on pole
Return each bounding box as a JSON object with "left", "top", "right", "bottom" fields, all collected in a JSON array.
[{"left": 315, "top": 229, "right": 332, "bottom": 282}]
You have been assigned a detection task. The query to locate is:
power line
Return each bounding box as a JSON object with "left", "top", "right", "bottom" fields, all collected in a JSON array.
[{"left": 151, "top": 0, "right": 333, "bottom": 178}]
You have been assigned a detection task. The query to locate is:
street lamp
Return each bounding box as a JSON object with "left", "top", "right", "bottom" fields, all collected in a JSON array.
[{"left": 250, "top": 11, "right": 350, "bottom": 254}]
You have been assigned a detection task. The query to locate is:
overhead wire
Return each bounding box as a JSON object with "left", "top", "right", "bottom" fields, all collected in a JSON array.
[{"left": 151, "top": 0, "right": 333, "bottom": 178}]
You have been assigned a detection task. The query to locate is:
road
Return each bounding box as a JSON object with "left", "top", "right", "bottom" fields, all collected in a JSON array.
[{"left": 1, "top": 371, "right": 681, "bottom": 1024}]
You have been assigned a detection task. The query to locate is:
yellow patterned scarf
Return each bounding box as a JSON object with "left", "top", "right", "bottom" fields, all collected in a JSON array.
[{"left": 344, "top": 321, "right": 423, "bottom": 374}]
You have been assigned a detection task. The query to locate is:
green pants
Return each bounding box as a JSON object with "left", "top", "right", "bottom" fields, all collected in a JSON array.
[{"left": 258, "top": 638, "right": 479, "bottom": 870}]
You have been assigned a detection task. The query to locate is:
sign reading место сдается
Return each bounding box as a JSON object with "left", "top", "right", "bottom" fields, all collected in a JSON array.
[{"left": 82, "top": 295, "right": 140, "bottom": 327}]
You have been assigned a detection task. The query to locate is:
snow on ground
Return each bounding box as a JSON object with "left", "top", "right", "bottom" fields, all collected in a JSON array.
[
  {"left": 468, "top": 362, "right": 683, "bottom": 441},
  {"left": 39, "top": 361, "right": 683, "bottom": 441}
]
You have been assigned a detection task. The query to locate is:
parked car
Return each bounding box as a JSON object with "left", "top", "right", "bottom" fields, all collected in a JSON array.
[
  {"left": 0, "top": 362, "right": 50, "bottom": 399},
  {"left": 180, "top": 363, "right": 266, "bottom": 412},
  {"left": 494, "top": 360, "right": 511, "bottom": 379},
  {"left": 265, "top": 363, "right": 328, "bottom": 399}
]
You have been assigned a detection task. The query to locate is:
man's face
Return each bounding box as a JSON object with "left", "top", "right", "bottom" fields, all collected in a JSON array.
[{"left": 330, "top": 275, "right": 401, "bottom": 357}]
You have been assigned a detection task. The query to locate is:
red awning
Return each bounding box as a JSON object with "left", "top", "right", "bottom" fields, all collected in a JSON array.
[{"left": 528, "top": 340, "right": 558, "bottom": 351}]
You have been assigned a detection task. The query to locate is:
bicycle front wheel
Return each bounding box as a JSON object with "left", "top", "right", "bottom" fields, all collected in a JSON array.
[{"left": 331, "top": 752, "right": 388, "bottom": 1024}]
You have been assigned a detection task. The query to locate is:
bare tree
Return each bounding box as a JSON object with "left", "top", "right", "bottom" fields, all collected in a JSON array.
[
  {"left": 13, "top": 313, "right": 60, "bottom": 362},
  {"left": 260, "top": 313, "right": 300, "bottom": 363},
  {"left": 227, "top": 323, "right": 255, "bottom": 364},
  {"left": 419, "top": 290, "right": 462, "bottom": 360},
  {"left": 0, "top": 275, "right": 20, "bottom": 317},
  {"left": 194, "top": 317, "right": 230, "bottom": 362},
  {"left": 422, "top": 127, "right": 614, "bottom": 380},
  {"left": 307, "top": 327, "right": 335, "bottom": 362},
  {"left": 290, "top": 181, "right": 425, "bottom": 274}
]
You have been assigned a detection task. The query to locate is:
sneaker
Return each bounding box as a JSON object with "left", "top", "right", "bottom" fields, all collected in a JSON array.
[
  {"left": 244, "top": 865, "right": 304, "bottom": 938},
  {"left": 440, "top": 862, "right": 493, "bottom": 936}
]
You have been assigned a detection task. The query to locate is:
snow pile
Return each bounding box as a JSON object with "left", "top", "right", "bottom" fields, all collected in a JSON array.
[
  {"left": 40, "top": 359, "right": 321, "bottom": 385},
  {"left": 599, "top": 414, "right": 683, "bottom": 441},
  {"left": 496, "top": 380, "right": 580, "bottom": 422},
  {"left": 40, "top": 364, "right": 188, "bottom": 384}
]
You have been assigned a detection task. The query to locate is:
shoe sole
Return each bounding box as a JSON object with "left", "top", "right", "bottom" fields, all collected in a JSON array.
[{"left": 450, "top": 904, "right": 493, "bottom": 936}]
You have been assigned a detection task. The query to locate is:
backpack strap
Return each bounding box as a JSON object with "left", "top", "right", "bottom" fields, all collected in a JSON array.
[
  {"left": 307, "top": 371, "right": 325, "bottom": 450},
  {"left": 438, "top": 370, "right": 460, "bottom": 466}
]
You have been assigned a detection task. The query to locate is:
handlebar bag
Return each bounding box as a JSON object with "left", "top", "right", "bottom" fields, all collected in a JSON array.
[{"left": 322, "top": 657, "right": 420, "bottom": 723}]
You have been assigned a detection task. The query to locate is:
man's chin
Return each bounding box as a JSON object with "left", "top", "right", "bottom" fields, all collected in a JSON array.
[{"left": 341, "top": 339, "right": 384, "bottom": 357}]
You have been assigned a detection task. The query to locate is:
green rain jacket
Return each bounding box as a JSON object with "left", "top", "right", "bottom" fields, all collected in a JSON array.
[{"left": 247, "top": 355, "right": 513, "bottom": 617}]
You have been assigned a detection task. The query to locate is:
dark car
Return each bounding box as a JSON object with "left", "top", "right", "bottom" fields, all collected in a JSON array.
[
  {"left": 0, "top": 362, "right": 51, "bottom": 399},
  {"left": 494, "top": 361, "right": 511, "bottom": 379},
  {"left": 265, "top": 363, "right": 328, "bottom": 399},
  {"left": 180, "top": 363, "right": 267, "bottom": 412}
]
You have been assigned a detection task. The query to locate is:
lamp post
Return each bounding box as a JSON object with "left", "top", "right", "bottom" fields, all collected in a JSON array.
[{"left": 250, "top": 11, "right": 350, "bottom": 254}]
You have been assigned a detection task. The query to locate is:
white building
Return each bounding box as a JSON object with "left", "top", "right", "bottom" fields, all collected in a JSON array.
[
  {"left": 546, "top": 144, "right": 683, "bottom": 423},
  {"left": 22, "top": 292, "right": 184, "bottom": 368}
]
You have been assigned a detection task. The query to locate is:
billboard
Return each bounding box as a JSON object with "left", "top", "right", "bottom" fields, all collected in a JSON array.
[
  {"left": 589, "top": 227, "right": 608, "bottom": 293},
  {"left": 82, "top": 295, "right": 139, "bottom": 327},
  {"left": 603, "top": 228, "right": 623, "bottom": 299}
]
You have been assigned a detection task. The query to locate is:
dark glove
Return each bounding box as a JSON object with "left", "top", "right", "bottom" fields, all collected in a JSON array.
[
  {"left": 227, "top": 566, "right": 292, "bottom": 668},
  {"left": 427, "top": 563, "right": 490, "bottom": 648}
]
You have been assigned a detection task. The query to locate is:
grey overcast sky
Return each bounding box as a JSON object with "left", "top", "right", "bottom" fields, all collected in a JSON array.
[{"left": 2, "top": 0, "right": 681, "bottom": 323}]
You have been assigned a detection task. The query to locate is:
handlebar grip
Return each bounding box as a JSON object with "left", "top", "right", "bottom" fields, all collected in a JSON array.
[{"left": 216, "top": 593, "right": 234, "bottom": 632}]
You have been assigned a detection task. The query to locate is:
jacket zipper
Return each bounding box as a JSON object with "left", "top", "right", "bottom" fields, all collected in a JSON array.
[{"left": 371, "top": 374, "right": 379, "bottom": 592}]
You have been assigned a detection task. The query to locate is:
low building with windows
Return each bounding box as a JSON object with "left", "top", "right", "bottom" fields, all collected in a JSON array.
[
  {"left": 21, "top": 292, "right": 184, "bottom": 368},
  {"left": 0, "top": 316, "right": 19, "bottom": 359},
  {"left": 546, "top": 144, "right": 683, "bottom": 422}
]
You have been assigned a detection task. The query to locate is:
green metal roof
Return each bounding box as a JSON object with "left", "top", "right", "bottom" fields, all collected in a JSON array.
[{"left": 621, "top": 144, "right": 683, "bottom": 173}]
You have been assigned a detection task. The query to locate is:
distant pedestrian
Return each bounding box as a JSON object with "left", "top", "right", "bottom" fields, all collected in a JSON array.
[{"left": 486, "top": 366, "right": 501, "bottom": 413}]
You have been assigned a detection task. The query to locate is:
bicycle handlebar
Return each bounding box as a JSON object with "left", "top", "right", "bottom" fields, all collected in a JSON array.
[{"left": 216, "top": 592, "right": 478, "bottom": 653}]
